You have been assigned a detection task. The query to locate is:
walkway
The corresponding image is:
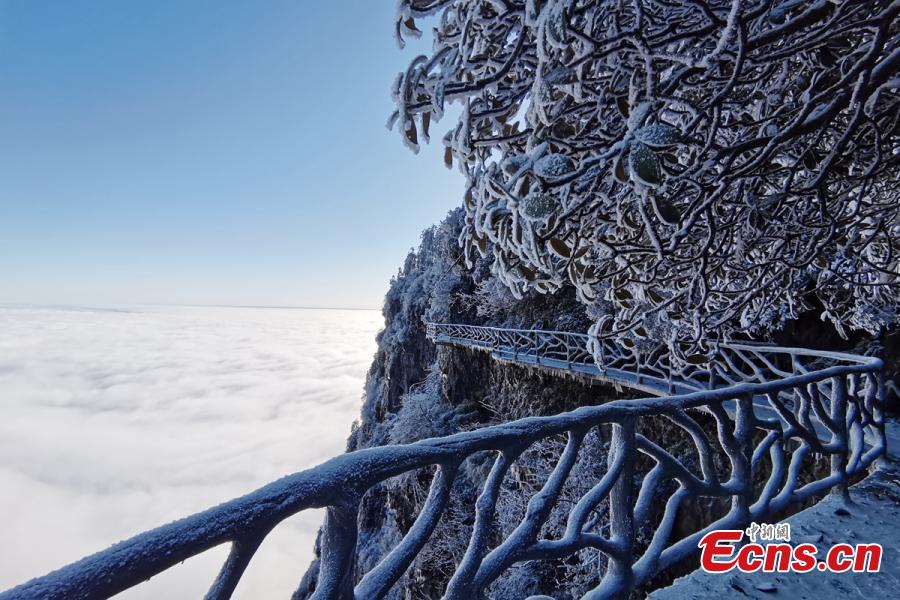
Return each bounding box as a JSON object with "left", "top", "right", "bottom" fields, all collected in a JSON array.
[
  {"left": 427, "top": 322, "right": 891, "bottom": 447},
  {"left": 430, "top": 322, "right": 897, "bottom": 597}
]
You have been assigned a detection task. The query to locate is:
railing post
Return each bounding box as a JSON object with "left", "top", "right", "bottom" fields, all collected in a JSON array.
[
  {"left": 205, "top": 532, "right": 268, "bottom": 600},
  {"left": 309, "top": 497, "right": 360, "bottom": 600},
  {"left": 732, "top": 395, "right": 754, "bottom": 521},
  {"left": 830, "top": 376, "right": 850, "bottom": 502},
  {"left": 589, "top": 417, "right": 636, "bottom": 599},
  {"left": 875, "top": 371, "right": 888, "bottom": 463}
]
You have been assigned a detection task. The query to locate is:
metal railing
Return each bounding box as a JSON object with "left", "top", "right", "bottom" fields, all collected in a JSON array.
[{"left": 1, "top": 324, "right": 886, "bottom": 600}]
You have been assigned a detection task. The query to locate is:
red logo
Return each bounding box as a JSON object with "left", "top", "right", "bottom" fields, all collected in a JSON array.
[{"left": 698, "top": 527, "right": 881, "bottom": 573}]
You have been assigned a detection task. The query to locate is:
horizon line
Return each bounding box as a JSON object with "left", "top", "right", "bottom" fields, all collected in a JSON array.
[
  {"left": 0, "top": 301, "right": 382, "bottom": 312},
  {"left": 192, "top": 302, "right": 381, "bottom": 312}
]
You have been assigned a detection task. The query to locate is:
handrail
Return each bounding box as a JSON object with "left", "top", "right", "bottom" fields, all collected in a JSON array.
[
  {"left": 0, "top": 324, "right": 886, "bottom": 600},
  {"left": 426, "top": 322, "right": 882, "bottom": 396}
]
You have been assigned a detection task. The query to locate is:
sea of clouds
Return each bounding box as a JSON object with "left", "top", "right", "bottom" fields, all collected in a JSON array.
[{"left": 0, "top": 305, "right": 382, "bottom": 598}]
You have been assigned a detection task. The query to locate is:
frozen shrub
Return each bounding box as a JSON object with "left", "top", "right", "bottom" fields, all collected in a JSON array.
[{"left": 391, "top": 0, "right": 900, "bottom": 348}]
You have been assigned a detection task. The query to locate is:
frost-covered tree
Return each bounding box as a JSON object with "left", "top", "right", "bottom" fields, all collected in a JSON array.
[{"left": 389, "top": 0, "right": 900, "bottom": 351}]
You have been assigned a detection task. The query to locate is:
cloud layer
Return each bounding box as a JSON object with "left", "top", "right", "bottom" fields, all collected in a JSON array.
[{"left": 0, "top": 305, "right": 381, "bottom": 598}]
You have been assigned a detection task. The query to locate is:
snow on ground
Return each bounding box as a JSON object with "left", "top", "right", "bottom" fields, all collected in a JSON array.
[{"left": 0, "top": 305, "right": 381, "bottom": 599}]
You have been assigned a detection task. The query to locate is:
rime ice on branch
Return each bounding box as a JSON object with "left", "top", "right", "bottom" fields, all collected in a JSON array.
[{"left": 389, "top": 0, "right": 900, "bottom": 352}]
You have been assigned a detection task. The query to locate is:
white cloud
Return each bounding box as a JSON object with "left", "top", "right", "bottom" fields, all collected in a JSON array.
[{"left": 0, "top": 305, "right": 382, "bottom": 598}]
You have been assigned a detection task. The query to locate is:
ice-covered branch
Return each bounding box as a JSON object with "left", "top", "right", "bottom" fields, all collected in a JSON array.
[{"left": 393, "top": 0, "right": 900, "bottom": 345}]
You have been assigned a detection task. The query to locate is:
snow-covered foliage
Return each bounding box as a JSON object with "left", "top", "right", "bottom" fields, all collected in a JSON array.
[
  {"left": 387, "top": 369, "right": 469, "bottom": 444},
  {"left": 390, "top": 0, "right": 900, "bottom": 350},
  {"left": 352, "top": 210, "right": 469, "bottom": 442}
]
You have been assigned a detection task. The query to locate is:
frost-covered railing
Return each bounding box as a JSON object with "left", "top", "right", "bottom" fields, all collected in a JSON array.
[
  {"left": 1, "top": 327, "right": 886, "bottom": 600},
  {"left": 427, "top": 322, "right": 881, "bottom": 399}
]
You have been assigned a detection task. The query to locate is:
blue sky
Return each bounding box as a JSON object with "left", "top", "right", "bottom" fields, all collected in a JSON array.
[{"left": 0, "top": 0, "right": 461, "bottom": 309}]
